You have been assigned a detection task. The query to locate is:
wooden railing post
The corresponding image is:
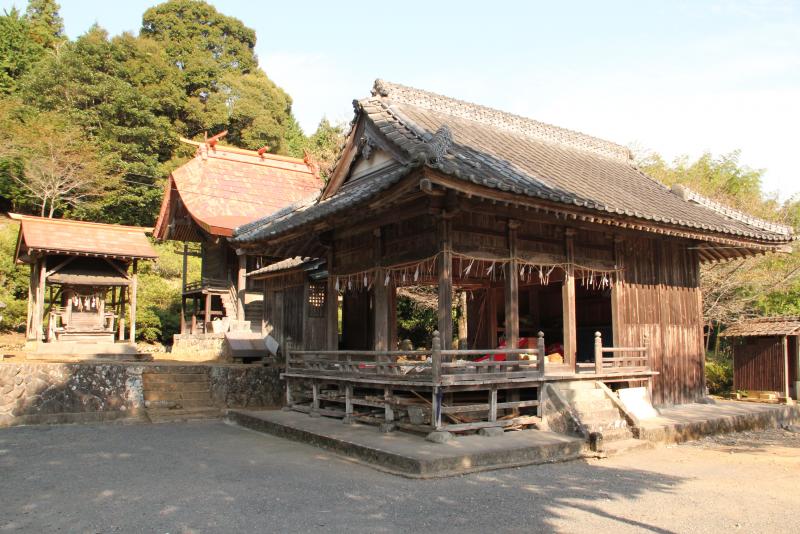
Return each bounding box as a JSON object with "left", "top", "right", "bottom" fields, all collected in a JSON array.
[
  {"left": 537, "top": 331, "right": 546, "bottom": 374},
  {"left": 643, "top": 332, "right": 651, "bottom": 371},
  {"left": 594, "top": 331, "right": 603, "bottom": 374},
  {"left": 284, "top": 336, "right": 293, "bottom": 374},
  {"left": 432, "top": 330, "right": 442, "bottom": 384}
]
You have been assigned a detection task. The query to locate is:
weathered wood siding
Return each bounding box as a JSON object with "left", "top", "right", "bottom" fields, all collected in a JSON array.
[
  {"left": 614, "top": 237, "right": 706, "bottom": 405},
  {"left": 201, "top": 240, "right": 228, "bottom": 281},
  {"left": 732, "top": 336, "right": 787, "bottom": 393}
]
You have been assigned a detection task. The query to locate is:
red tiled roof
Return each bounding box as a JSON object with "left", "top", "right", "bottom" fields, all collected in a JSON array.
[
  {"left": 154, "top": 142, "right": 322, "bottom": 240},
  {"left": 10, "top": 214, "right": 157, "bottom": 263}
]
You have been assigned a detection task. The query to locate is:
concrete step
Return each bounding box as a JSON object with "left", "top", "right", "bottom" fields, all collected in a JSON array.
[
  {"left": 145, "top": 398, "right": 215, "bottom": 409},
  {"left": 142, "top": 373, "right": 209, "bottom": 383},
  {"left": 143, "top": 389, "right": 212, "bottom": 402},
  {"left": 146, "top": 407, "right": 222, "bottom": 423},
  {"left": 561, "top": 388, "right": 606, "bottom": 401},
  {"left": 600, "top": 438, "right": 654, "bottom": 456},
  {"left": 575, "top": 408, "right": 622, "bottom": 421},
  {"left": 571, "top": 398, "right": 617, "bottom": 412},
  {"left": 586, "top": 422, "right": 630, "bottom": 437}
]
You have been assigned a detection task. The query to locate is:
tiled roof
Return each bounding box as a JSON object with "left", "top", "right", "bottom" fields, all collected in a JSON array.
[
  {"left": 10, "top": 214, "right": 157, "bottom": 262},
  {"left": 233, "top": 80, "right": 795, "bottom": 245},
  {"left": 247, "top": 256, "right": 326, "bottom": 279},
  {"left": 154, "top": 141, "right": 323, "bottom": 239},
  {"left": 720, "top": 316, "right": 800, "bottom": 337}
]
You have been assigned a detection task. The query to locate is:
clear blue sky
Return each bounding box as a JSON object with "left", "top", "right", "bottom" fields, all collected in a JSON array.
[{"left": 3, "top": 0, "right": 799, "bottom": 199}]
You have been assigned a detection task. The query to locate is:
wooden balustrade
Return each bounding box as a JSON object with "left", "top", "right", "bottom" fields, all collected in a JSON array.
[{"left": 593, "top": 331, "right": 651, "bottom": 374}]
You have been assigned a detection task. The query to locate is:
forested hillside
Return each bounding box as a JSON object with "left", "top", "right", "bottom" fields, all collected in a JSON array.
[{"left": 0, "top": 0, "right": 342, "bottom": 225}]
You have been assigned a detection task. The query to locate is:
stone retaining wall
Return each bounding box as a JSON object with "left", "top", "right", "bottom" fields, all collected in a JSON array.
[{"left": 0, "top": 361, "right": 282, "bottom": 428}]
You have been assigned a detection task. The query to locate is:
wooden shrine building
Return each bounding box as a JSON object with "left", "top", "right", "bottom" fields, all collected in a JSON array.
[
  {"left": 154, "top": 137, "right": 322, "bottom": 336},
  {"left": 721, "top": 317, "right": 800, "bottom": 401},
  {"left": 11, "top": 214, "right": 157, "bottom": 354},
  {"left": 232, "top": 80, "right": 794, "bottom": 434}
]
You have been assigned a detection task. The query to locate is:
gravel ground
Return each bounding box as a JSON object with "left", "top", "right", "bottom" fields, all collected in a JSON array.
[{"left": 1, "top": 420, "right": 798, "bottom": 533}]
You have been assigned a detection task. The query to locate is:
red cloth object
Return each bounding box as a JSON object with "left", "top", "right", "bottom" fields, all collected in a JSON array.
[
  {"left": 475, "top": 337, "right": 531, "bottom": 362},
  {"left": 546, "top": 342, "right": 563, "bottom": 356}
]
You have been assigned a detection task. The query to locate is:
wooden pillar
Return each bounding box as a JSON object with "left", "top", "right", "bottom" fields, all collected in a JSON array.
[
  {"left": 388, "top": 282, "right": 397, "bottom": 350},
  {"left": 437, "top": 218, "right": 453, "bottom": 350},
  {"left": 783, "top": 335, "right": 790, "bottom": 401},
  {"left": 129, "top": 259, "right": 138, "bottom": 343},
  {"left": 180, "top": 296, "right": 187, "bottom": 334},
  {"left": 35, "top": 256, "right": 47, "bottom": 341},
  {"left": 118, "top": 287, "right": 126, "bottom": 341},
  {"left": 431, "top": 330, "right": 443, "bottom": 430},
  {"left": 204, "top": 293, "right": 212, "bottom": 334},
  {"left": 488, "top": 387, "right": 498, "bottom": 423},
  {"left": 325, "top": 250, "right": 339, "bottom": 350},
  {"left": 237, "top": 254, "right": 247, "bottom": 321},
  {"left": 562, "top": 228, "right": 577, "bottom": 369},
  {"left": 26, "top": 260, "right": 36, "bottom": 340},
  {"left": 373, "top": 229, "right": 389, "bottom": 351},
  {"left": 610, "top": 236, "right": 624, "bottom": 346},
  {"left": 457, "top": 291, "right": 468, "bottom": 349},
  {"left": 505, "top": 220, "right": 520, "bottom": 350},
  {"left": 181, "top": 242, "right": 189, "bottom": 292},
  {"left": 594, "top": 331, "right": 603, "bottom": 374}
]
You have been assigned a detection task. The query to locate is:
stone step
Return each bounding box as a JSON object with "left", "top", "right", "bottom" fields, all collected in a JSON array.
[
  {"left": 560, "top": 388, "right": 606, "bottom": 401},
  {"left": 146, "top": 407, "right": 222, "bottom": 423},
  {"left": 144, "top": 398, "right": 216, "bottom": 409},
  {"left": 142, "top": 373, "right": 209, "bottom": 383},
  {"left": 585, "top": 422, "right": 630, "bottom": 437},
  {"left": 600, "top": 438, "right": 653, "bottom": 456},
  {"left": 577, "top": 408, "right": 625, "bottom": 424},
  {"left": 143, "top": 389, "right": 212, "bottom": 402}
]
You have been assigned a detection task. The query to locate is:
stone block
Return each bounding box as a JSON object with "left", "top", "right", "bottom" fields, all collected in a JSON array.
[
  {"left": 478, "top": 427, "right": 504, "bottom": 437},
  {"left": 425, "top": 430, "right": 454, "bottom": 444}
]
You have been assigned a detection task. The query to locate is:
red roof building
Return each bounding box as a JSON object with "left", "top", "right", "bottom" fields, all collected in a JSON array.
[{"left": 153, "top": 140, "right": 323, "bottom": 340}]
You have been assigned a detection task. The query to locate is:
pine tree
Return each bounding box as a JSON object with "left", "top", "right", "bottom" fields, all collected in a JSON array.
[{"left": 24, "top": 0, "right": 65, "bottom": 50}]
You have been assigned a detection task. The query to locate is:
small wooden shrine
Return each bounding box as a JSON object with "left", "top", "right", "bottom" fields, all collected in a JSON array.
[
  {"left": 11, "top": 214, "right": 157, "bottom": 353},
  {"left": 153, "top": 136, "right": 322, "bottom": 336}
]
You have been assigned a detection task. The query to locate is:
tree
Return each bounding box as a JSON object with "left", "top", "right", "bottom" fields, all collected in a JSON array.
[
  {"left": 304, "top": 118, "right": 345, "bottom": 179},
  {"left": 0, "top": 104, "right": 114, "bottom": 217},
  {"left": 0, "top": 8, "right": 44, "bottom": 94},
  {"left": 140, "top": 0, "right": 302, "bottom": 155},
  {"left": 24, "top": 0, "right": 64, "bottom": 50}
]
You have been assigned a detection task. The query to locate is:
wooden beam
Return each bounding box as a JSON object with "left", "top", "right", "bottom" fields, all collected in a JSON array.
[
  {"left": 26, "top": 260, "right": 35, "bottom": 340},
  {"left": 611, "top": 235, "right": 624, "bottom": 347},
  {"left": 373, "top": 229, "right": 389, "bottom": 351},
  {"left": 562, "top": 229, "right": 577, "bottom": 369},
  {"left": 118, "top": 287, "right": 126, "bottom": 341},
  {"left": 129, "top": 259, "right": 138, "bottom": 343},
  {"left": 35, "top": 256, "right": 47, "bottom": 341},
  {"left": 326, "top": 249, "right": 339, "bottom": 350}
]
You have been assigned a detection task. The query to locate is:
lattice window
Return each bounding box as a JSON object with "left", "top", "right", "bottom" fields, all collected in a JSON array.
[{"left": 308, "top": 282, "right": 326, "bottom": 317}]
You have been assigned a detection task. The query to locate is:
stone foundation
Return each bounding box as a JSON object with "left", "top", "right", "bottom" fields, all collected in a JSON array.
[{"left": 0, "top": 361, "right": 282, "bottom": 428}]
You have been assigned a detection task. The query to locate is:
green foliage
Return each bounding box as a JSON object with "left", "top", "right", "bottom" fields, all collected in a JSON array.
[
  {"left": 705, "top": 351, "right": 733, "bottom": 395},
  {"left": 24, "top": 0, "right": 64, "bottom": 50},
  {"left": 0, "top": 221, "right": 30, "bottom": 331},
  {"left": 0, "top": 8, "right": 44, "bottom": 94},
  {"left": 396, "top": 295, "right": 438, "bottom": 349},
  {"left": 304, "top": 118, "right": 345, "bottom": 178}
]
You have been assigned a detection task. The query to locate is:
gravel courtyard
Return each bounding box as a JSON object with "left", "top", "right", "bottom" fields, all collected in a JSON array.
[{"left": 1, "top": 420, "right": 798, "bottom": 533}]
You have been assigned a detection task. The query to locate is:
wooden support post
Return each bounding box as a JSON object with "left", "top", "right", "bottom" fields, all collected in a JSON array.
[
  {"left": 562, "top": 229, "right": 577, "bottom": 370},
  {"left": 373, "top": 229, "right": 389, "bottom": 351},
  {"left": 118, "top": 287, "right": 126, "bottom": 341},
  {"left": 594, "top": 331, "right": 603, "bottom": 374},
  {"left": 437, "top": 218, "right": 453, "bottom": 349},
  {"left": 537, "top": 331, "right": 546, "bottom": 374},
  {"left": 611, "top": 236, "right": 624, "bottom": 346},
  {"left": 311, "top": 381, "right": 320, "bottom": 412},
  {"left": 505, "top": 220, "right": 520, "bottom": 352},
  {"left": 344, "top": 383, "right": 353, "bottom": 421},
  {"left": 204, "top": 293, "right": 212, "bottom": 334},
  {"left": 180, "top": 296, "right": 186, "bottom": 334},
  {"left": 181, "top": 242, "right": 189, "bottom": 292},
  {"left": 129, "top": 259, "right": 138, "bottom": 343},
  {"left": 384, "top": 386, "right": 394, "bottom": 423},
  {"left": 35, "top": 257, "right": 47, "bottom": 341},
  {"left": 432, "top": 330, "right": 442, "bottom": 384},
  {"left": 388, "top": 282, "right": 397, "bottom": 350},
  {"left": 783, "top": 335, "right": 790, "bottom": 401},
  {"left": 432, "top": 387, "right": 443, "bottom": 430},
  {"left": 285, "top": 379, "right": 294, "bottom": 407},
  {"left": 237, "top": 254, "right": 246, "bottom": 321},
  {"left": 325, "top": 250, "right": 339, "bottom": 350},
  {"left": 489, "top": 387, "right": 498, "bottom": 422},
  {"left": 26, "top": 260, "right": 36, "bottom": 340}
]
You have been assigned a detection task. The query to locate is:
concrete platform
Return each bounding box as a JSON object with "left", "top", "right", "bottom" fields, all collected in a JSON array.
[
  {"left": 227, "top": 409, "right": 584, "bottom": 478},
  {"left": 638, "top": 400, "right": 800, "bottom": 444}
]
